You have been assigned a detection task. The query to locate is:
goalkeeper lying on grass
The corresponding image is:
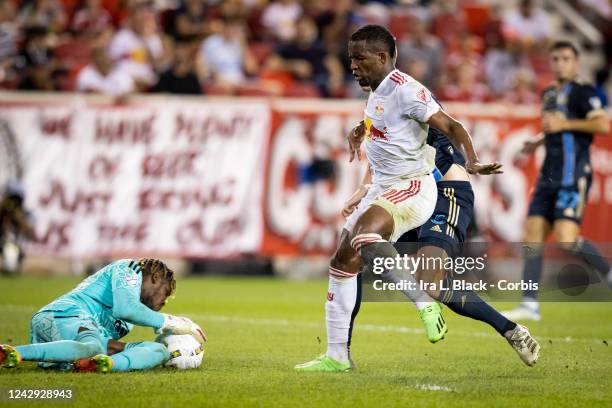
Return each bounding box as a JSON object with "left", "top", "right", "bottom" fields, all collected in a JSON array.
[{"left": 0, "top": 258, "right": 206, "bottom": 373}]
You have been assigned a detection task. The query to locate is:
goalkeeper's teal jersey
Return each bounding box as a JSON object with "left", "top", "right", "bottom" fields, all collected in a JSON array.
[{"left": 37, "top": 259, "right": 165, "bottom": 340}]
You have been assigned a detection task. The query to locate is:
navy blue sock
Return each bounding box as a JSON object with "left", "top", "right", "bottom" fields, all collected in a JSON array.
[
  {"left": 522, "top": 247, "right": 544, "bottom": 300},
  {"left": 438, "top": 282, "right": 516, "bottom": 336},
  {"left": 572, "top": 238, "right": 610, "bottom": 277}
]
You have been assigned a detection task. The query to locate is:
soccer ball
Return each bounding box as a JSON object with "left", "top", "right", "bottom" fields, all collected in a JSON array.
[{"left": 156, "top": 334, "right": 204, "bottom": 370}]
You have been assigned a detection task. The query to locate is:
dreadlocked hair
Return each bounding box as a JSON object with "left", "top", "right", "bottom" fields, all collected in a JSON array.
[{"left": 137, "top": 258, "right": 176, "bottom": 295}]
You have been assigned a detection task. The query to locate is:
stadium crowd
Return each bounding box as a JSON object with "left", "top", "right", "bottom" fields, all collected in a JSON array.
[{"left": 0, "top": 0, "right": 609, "bottom": 101}]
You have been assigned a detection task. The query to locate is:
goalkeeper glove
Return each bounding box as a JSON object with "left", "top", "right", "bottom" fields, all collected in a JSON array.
[{"left": 157, "top": 314, "right": 207, "bottom": 343}]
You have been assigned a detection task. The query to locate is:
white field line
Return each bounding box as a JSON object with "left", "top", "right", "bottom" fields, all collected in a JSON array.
[
  {"left": 414, "top": 384, "right": 454, "bottom": 392},
  {"left": 1, "top": 305, "right": 607, "bottom": 345}
]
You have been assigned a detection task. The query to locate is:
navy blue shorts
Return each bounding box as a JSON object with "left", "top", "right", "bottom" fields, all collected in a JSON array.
[
  {"left": 398, "top": 181, "right": 474, "bottom": 258},
  {"left": 527, "top": 173, "right": 592, "bottom": 224}
]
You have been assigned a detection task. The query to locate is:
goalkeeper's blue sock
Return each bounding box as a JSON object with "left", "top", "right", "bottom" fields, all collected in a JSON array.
[
  {"left": 110, "top": 341, "right": 170, "bottom": 372},
  {"left": 16, "top": 330, "right": 105, "bottom": 362}
]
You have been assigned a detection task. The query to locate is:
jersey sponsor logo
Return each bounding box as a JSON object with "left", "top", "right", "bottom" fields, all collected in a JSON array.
[{"left": 364, "top": 117, "right": 388, "bottom": 141}]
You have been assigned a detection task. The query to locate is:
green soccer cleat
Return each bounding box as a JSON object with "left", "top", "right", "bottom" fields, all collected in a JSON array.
[
  {"left": 419, "top": 303, "right": 447, "bottom": 343},
  {"left": 0, "top": 345, "right": 22, "bottom": 368},
  {"left": 74, "top": 354, "right": 113, "bottom": 374},
  {"left": 294, "top": 355, "right": 351, "bottom": 372}
]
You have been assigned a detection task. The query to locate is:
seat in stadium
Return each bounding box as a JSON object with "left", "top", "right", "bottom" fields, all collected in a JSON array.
[
  {"left": 237, "top": 82, "right": 278, "bottom": 97},
  {"left": 284, "top": 83, "right": 321, "bottom": 98},
  {"left": 54, "top": 37, "right": 92, "bottom": 65},
  {"left": 203, "top": 83, "right": 233, "bottom": 96},
  {"left": 463, "top": 4, "right": 492, "bottom": 37},
  {"left": 388, "top": 12, "right": 412, "bottom": 40},
  {"left": 249, "top": 43, "right": 273, "bottom": 66}
]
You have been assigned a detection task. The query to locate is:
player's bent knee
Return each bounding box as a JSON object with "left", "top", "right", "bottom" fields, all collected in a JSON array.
[
  {"left": 75, "top": 328, "right": 105, "bottom": 356},
  {"left": 79, "top": 339, "right": 105, "bottom": 357}
]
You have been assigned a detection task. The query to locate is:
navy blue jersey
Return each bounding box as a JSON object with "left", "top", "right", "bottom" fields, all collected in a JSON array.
[
  {"left": 540, "top": 81, "right": 604, "bottom": 187},
  {"left": 428, "top": 127, "right": 466, "bottom": 176}
]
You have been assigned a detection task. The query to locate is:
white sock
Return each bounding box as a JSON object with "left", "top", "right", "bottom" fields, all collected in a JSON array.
[
  {"left": 325, "top": 275, "right": 357, "bottom": 363},
  {"left": 326, "top": 343, "right": 349, "bottom": 363},
  {"left": 522, "top": 297, "right": 540, "bottom": 312}
]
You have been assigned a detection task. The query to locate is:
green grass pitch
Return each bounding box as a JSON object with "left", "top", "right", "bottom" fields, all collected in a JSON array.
[{"left": 0, "top": 276, "right": 610, "bottom": 407}]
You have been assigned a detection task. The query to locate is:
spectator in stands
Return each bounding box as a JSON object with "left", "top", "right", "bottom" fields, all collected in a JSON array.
[
  {"left": 18, "top": 60, "right": 57, "bottom": 91},
  {"left": 484, "top": 34, "right": 534, "bottom": 95},
  {"left": 440, "top": 63, "right": 492, "bottom": 103},
  {"left": 502, "top": 0, "right": 551, "bottom": 49},
  {"left": 168, "top": 0, "right": 218, "bottom": 41},
  {"left": 503, "top": 69, "right": 539, "bottom": 105},
  {"left": 152, "top": 39, "right": 201, "bottom": 94},
  {"left": 70, "top": 0, "right": 113, "bottom": 38},
  {"left": 401, "top": 58, "right": 429, "bottom": 87},
  {"left": 108, "top": 3, "right": 169, "bottom": 89},
  {"left": 18, "top": 0, "right": 67, "bottom": 34},
  {"left": 197, "top": 16, "right": 256, "bottom": 92},
  {"left": 261, "top": 0, "right": 302, "bottom": 42},
  {"left": 313, "top": 0, "right": 361, "bottom": 81},
  {"left": 430, "top": 0, "right": 466, "bottom": 47},
  {"left": 446, "top": 31, "right": 483, "bottom": 74},
  {"left": 0, "top": 0, "right": 18, "bottom": 83},
  {"left": 217, "top": 0, "right": 250, "bottom": 21},
  {"left": 18, "top": 26, "right": 62, "bottom": 91},
  {"left": 271, "top": 16, "right": 344, "bottom": 97},
  {"left": 397, "top": 15, "right": 444, "bottom": 90},
  {"left": 0, "top": 183, "right": 35, "bottom": 275},
  {"left": 76, "top": 46, "right": 135, "bottom": 96}
]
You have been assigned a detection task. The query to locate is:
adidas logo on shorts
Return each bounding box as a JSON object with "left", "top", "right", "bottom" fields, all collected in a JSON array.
[{"left": 430, "top": 225, "right": 442, "bottom": 233}]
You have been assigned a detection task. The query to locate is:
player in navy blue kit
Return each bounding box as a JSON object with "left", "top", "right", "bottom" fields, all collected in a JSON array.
[
  {"left": 502, "top": 41, "right": 611, "bottom": 321},
  {"left": 397, "top": 127, "right": 540, "bottom": 366}
]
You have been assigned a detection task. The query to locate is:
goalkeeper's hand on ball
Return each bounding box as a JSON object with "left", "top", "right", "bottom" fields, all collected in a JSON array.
[{"left": 157, "top": 314, "right": 207, "bottom": 343}]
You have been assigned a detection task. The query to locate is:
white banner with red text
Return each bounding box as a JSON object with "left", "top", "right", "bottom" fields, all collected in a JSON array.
[{"left": 0, "top": 97, "right": 269, "bottom": 258}]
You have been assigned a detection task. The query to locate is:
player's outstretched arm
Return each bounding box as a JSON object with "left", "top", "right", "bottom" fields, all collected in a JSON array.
[
  {"left": 428, "top": 110, "right": 503, "bottom": 175},
  {"left": 111, "top": 266, "right": 206, "bottom": 342}
]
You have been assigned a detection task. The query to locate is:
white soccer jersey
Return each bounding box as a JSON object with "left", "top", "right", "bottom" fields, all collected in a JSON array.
[{"left": 363, "top": 69, "right": 440, "bottom": 185}]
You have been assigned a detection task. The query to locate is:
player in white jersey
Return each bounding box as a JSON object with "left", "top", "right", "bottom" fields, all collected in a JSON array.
[{"left": 295, "top": 25, "right": 502, "bottom": 372}]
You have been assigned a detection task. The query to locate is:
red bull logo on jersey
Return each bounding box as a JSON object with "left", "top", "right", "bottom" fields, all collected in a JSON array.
[{"left": 364, "top": 117, "right": 388, "bottom": 142}]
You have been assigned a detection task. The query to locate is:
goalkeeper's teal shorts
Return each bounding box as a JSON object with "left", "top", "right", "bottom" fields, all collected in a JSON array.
[{"left": 28, "top": 306, "right": 113, "bottom": 369}]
